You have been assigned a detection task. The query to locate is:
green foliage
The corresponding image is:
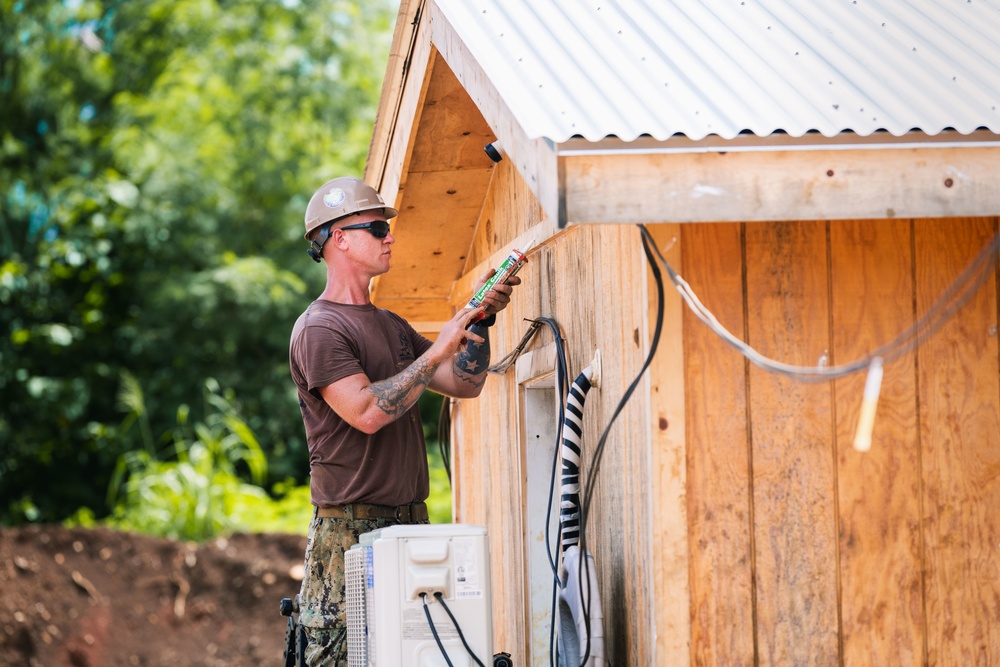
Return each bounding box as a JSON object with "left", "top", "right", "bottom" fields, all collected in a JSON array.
[
  {"left": 427, "top": 449, "right": 452, "bottom": 524},
  {"left": 64, "top": 383, "right": 450, "bottom": 540},
  {"left": 97, "top": 378, "right": 313, "bottom": 540},
  {"left": 0, "top": 0, "right": 397, "bottom": 523},
  {"left": 421, "top": 391, "right": 453, "bottom": 524}
]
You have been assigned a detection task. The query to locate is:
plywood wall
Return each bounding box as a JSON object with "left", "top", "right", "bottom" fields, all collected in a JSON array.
[
  {"left": 448, "top": 149, "right": 1000, "bottom": 665},
  {"left": 451, "top": 159, "right": 658, "bottom": 665},
  {"left": 681, "top": 217, "right": 1000, "bottom": 666}
]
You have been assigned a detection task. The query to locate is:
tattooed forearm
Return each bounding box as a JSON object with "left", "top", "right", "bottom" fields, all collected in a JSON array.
[
  {"left": 454, "top": 322, "right": 491, "bottom": 388},
  {"left": 367, "top": 356, "right": 439, "bottom": 419}
]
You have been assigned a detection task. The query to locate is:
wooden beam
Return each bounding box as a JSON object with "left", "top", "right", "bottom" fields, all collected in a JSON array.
[
  {"left": 366, "top": 0, "right": 423, "bottom": 191},
  {"left": 365, "top": 2, "right": 434, "bottom": 209},
  {"left": 563, "top": 147, "right": 1000, "bottom": 224}
]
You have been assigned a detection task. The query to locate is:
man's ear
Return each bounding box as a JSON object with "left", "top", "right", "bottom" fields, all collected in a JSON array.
[{"left": 330, "top": 227, "right": 350, "bottom": 249}]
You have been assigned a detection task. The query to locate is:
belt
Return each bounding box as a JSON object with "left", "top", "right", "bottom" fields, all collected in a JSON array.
[{"left": 315, "top": 502, "right": 428, "bottom": 522}]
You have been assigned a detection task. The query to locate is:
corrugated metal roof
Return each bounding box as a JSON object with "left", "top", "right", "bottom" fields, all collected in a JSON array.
[{"left": 435, "top": 0, "right": 1000, "bottom": 142}]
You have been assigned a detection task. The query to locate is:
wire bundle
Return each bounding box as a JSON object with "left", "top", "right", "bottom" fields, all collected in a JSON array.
[
  {"left": 643, "top": 225, "right": 1000, "bottom": 382},
  {"left": 420, "top": 591, "right": 487, "bottom": 667}
]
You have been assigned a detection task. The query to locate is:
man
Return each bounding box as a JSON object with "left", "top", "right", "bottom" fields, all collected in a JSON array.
[{"left": 288, "top": 176, "right": 520, "bottom": 665}]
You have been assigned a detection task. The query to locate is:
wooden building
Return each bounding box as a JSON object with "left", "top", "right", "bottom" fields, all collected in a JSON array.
[{"left": 364, "top": 1, "right": 1000, "bottom": 664}]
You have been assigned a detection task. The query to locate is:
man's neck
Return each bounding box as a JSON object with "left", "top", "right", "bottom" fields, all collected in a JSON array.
[{"left": 317, "top": 271, "right": 372, "bottom": 306}]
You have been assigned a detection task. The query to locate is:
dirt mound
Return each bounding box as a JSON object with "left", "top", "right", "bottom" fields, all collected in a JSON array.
[{"left": 0, "top": 524, "right": 308, "bottom": 667}]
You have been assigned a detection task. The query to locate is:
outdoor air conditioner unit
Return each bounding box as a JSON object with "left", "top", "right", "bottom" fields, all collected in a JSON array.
[{"left": 345, "top": 524, "right": 493, "bottom": 666}]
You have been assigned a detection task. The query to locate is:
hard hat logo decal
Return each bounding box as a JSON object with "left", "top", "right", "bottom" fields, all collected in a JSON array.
[{"left": 323, "top": 188, "right": 346, "bottom": 208}]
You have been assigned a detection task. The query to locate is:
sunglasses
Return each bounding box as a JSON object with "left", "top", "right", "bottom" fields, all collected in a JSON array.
[{"left": 340, "top": 220, "right": 391, "bottom": 239}]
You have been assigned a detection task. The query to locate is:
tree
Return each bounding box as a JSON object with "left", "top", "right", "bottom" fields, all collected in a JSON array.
[{"left": 0, "top": 0, "right": 396, "bottom": 523}]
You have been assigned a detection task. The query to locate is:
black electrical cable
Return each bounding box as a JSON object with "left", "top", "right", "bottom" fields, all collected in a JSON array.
[
  {"left": 534, "top": 316, "right": 570, "bottom": 578},
  {"left": 421, "top": 593, "right": 454, "bottom": 667},
  {"left": 450, "top": 315, "right": 569, "bottom": 667},
  {"left": 438, "top": 396, "right": 452, "bottom": 486},
  {"left": 576, "top": 224, "right": 666, "bottom": 667},
  {"left": 531, "top": 317, "right": 570, "bottom": 667},
  {"left": 434, "top": 593, "right": 487, "bottom": 667}
]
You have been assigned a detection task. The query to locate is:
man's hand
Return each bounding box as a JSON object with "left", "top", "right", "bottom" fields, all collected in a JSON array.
[
  {"left": 473, "top": 267, "right": 522, "bottom": 315},
  {"left": 427, "top": 307, "right": 487, "bottom": 364}
]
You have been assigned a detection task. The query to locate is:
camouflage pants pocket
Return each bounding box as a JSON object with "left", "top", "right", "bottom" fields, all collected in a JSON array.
[
  {"left": 297, "top": 511, "right": 430, "bottom": 663},
  {"left": 297, "top": 515, "right": 385, "bottom": 630},
  {"left": 303, "top": 626, "right": 346, "bottom": 667}
]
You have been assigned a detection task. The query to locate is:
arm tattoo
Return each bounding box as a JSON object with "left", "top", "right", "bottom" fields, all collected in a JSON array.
[
  {"left": 454, "top": 322, "right": 491, "bottom": 388},
  {"left": 367, "top": 356, "right": 439, "bottom": 419}
]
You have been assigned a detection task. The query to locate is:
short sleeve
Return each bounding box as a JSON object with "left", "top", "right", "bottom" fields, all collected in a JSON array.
[{"left": 296, "top": 322, "right": 365, "bottom": 395}]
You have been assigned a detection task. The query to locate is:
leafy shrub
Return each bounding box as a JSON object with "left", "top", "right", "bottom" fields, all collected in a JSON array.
[{"left": 68, "top": 376, "right": 453, "bottom": 540}]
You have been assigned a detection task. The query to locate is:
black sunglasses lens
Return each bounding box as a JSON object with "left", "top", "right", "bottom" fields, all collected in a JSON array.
[{"left": 369, "top": 221, "right": 390, "bottom": 238}]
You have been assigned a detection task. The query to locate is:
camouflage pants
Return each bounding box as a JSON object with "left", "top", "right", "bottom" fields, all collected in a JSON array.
[{"left": 298, "top": 510, "right": 427, "bottom": 666}]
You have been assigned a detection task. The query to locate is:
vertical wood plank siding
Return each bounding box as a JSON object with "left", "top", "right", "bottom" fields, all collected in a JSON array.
[
  {"left": 451, "top": 159, "right": 1000, "bottom": 665},
  {"left": 681, "top": 217, "right": 1000, "bottom": 665},
  {"left": 831, "top": 220, "right": 924, "bottom": 666},
  {"left": 647, "top": 222, "right": 692, "bottom": 666},
  {"left": 454, "top": 166, "right": 655, "bottom": 665},
  {"left": 683, "top": 223, "right": 756, "bottom": 666},
  {"left": 915, "top": 218, "right": 1000, "bottom": 665},
  {"left": 744, "top": 222, "right": 841, "bottom": 666}
]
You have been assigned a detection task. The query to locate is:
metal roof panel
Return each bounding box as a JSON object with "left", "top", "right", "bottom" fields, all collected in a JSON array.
[{"left": 436, "top": 0, "right": 1000, "bottom": 142}]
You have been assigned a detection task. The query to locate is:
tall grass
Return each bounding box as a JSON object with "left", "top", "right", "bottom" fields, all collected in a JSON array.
[
  {"left": 69, "top": 375, "right": 453, "bottom": 541},
  {"left": 95, "top": 377, "right": 310, "bottom": 540}
]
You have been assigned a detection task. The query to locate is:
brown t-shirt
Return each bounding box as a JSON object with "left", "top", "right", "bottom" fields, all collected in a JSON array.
[{"left": 289, "top": 299, "right": 433, "bottom": 507}]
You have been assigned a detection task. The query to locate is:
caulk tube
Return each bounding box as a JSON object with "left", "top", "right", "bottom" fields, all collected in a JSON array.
[{"left": 466, "top": 238, "right": 534, "bottom": 320}]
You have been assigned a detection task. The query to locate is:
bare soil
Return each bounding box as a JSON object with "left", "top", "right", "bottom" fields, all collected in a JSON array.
[{"left": 0, "top": 524, "right": 307, "bottom": 667}]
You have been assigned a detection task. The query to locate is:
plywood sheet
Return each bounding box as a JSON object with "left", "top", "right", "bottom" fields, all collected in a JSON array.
[
  {"left": 682, "top": 222, "right": 756, "bottom": 666},
  {"left": 831, "top": 220, "right": 926, "bottom": 665},
  {"left": 371, "top": 297, "right": 453, "bottom": 324},
  {"left": 406, "top": 55, "right": 498, "bottom": 173},
  {"left": 377, "top": 169, "right": 492, "bottom": 300},
  {"left": 371, "top": 52, "right": 496, "bottom": 322},
  {"left": 745, "top": 221, "right": 840, "bottom": 666},
  {"left": 915, "top": 217, "right": 1000, "bottom": 665}
]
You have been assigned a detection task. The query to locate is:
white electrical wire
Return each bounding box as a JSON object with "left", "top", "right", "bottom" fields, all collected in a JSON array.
[{"left": 641, "top": 226, "right": 1000, "bottom": 382}]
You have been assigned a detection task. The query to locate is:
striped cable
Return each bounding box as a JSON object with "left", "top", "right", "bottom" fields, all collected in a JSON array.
[{"left": 559, "top": 366, "right": 595, "bottom": 553}]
